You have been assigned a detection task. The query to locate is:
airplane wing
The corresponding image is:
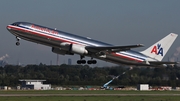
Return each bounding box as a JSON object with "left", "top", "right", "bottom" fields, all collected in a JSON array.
[
  {"left": 149, "top": 61, "right": 179, "bottom": 65},
  {"left": 85, "top": 44, "right": 144, "bottom": 52}
]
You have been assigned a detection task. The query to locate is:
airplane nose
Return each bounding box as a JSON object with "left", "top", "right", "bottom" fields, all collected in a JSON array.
[{"left": 6, "top": 25, "right": 11, "bottom": 30}]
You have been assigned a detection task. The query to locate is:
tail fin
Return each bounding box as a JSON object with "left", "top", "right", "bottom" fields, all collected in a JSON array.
[{"left": 141, "top": 33, "right": 178, "bottom": 61}]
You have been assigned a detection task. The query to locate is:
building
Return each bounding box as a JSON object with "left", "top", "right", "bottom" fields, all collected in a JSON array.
[
  {"left": 19, "top": 79, "right": 51, "bottom": 90},
  {"left": 68, "top": 58, "right": 72, "bottom": 65},
  {"left": 137, "top": 84, "right": 149, "bottom": 91}
]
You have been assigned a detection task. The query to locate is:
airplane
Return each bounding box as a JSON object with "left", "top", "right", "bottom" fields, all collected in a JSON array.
[{"left": 7, "top": 22, "right": 178, "bottom": 67}]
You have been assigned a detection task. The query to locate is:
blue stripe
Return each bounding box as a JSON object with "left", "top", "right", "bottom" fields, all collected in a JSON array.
[
  {"left": 19, "top": 24, "right": 146, "bottom": 62},
  {"left": 20, "top": 25, "right": 105, "bottom": 46},
  {"left": 119, "top": 52, "right": 146, "bottom": 61}
]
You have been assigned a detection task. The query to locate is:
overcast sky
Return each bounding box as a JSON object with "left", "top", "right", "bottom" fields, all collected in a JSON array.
[{"left": 0, "top": 0, "right": 180, "bottom": 66}]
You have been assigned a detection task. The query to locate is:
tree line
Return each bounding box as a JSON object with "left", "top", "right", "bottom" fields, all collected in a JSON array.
[{"left": 0, "top": 64, "right": 180, "bottom": 87}]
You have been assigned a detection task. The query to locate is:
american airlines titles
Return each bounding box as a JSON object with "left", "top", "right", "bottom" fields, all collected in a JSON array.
[{"left": 31, "top": 25, "right": 58, "bottom": 35}]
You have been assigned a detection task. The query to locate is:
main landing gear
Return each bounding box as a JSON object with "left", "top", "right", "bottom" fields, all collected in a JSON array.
[
  {"left": 77, "top": 55, "right": 86, "bottom": 64},
  {"left": 87, "top": 58, "right": 97, "bottom": 64},
  {"left": 77, "top": 56, "right": 97, "bottom": 64},
  {"left": 16, "top": 37, "right": 20, "bottom": 46}
]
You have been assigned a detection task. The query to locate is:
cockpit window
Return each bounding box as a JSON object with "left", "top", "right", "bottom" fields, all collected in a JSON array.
[
  {"left": 12, "top": 23, "right": 18, "bottom": 26},
  {"left": 12, "top": 23, "right": 20, "bottom": 26}
]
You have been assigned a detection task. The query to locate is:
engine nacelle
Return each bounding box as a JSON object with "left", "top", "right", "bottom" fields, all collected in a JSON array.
[
  {"left": 71, "top": 44, "right": 88, "bottom": 55},
  {"left": 60, "top": 42, "right": 71, "bottom": 47},
  {"left": 52, "top": 47, "right": 74, "bottom": 55},
  {"left": 59, "top": 42, "right": 71, "bottom": 50}
]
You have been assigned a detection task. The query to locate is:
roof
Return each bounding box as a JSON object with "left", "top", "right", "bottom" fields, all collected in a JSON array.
[{"left": 19, "top": 79, "right": 46, "bottom": 82}]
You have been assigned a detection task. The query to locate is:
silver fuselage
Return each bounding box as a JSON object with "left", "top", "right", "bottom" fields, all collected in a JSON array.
[{"left": 7, "top": 22, "right": 155, "bottom": 66}]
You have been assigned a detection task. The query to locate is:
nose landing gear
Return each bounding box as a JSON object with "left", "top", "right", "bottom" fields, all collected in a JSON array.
[
  {"left": 16, "top": 42, "right": 20, "bottom": 46},
  {"left": 16, "top": 37, "right": 20, "bottom": 46}
]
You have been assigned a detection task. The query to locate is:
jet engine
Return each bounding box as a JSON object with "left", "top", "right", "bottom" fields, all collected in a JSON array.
[
  {"left": 52, "top": 47, "right": 74, "bottom": 55},
  {"left": 71, "top": 44, "right": 88, "bottom": 55},
  {"left": 53, "top": 42, "right": 88, "bottom": 55}
]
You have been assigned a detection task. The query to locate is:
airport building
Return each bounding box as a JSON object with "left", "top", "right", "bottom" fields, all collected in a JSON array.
[
  {"left": 137, "top": 84, "right": 149, "bottom": 91},
  {"left": 19, "top": 79, "right": 51, "bottom": 90}
]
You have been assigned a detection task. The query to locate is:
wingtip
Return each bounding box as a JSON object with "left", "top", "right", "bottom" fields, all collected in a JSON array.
[
  {"left": 138, "top": 44, "right": 144, "bottom": 47},
  {"left": 170, "top": 33, "right": 178, "bottom": 36}
]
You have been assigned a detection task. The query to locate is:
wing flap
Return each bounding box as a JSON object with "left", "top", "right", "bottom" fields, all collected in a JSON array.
[
  {"left": 85, "top": 44, "right": 144, "bottom": 52},
  {"left": 149, "top": 61, "right": 179, "bottom": 65}
]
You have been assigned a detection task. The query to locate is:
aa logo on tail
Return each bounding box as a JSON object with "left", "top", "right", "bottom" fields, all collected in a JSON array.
[{"left": 151, "top": 44, "right": 163, "bottom": 56}]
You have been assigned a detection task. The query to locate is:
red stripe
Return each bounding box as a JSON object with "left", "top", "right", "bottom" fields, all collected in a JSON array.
[
  {"left": 112, "top": 53, "right": 143, "bottom": 62},
  {"left": 8, "top": 25, "right": 84, "bottom": 45},
  {"left": 8, "top": 25, "right": 143, "bottom": 63}
]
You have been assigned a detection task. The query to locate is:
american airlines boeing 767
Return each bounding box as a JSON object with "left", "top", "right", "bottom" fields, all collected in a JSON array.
[{"left": 7, "top": 22, "right": 178, "bottom": 66}]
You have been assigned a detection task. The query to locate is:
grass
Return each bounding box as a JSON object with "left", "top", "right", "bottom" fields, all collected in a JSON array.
[
  {"left": 1, "top": 96, "right": 180, "bottom": 101},
  {"left": 0, "top": 90, "right": 180, "bottom": 101},
  {"left": 0, "top": 90, "right": 180, "bottom": 94}
]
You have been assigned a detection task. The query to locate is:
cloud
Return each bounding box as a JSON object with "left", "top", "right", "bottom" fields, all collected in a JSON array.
[
  {"left": 169, "top": 47, "right": 180, "bottom": 62},
  {"left": 0, "top": 54, "right": 9, "bottom": 61}
]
